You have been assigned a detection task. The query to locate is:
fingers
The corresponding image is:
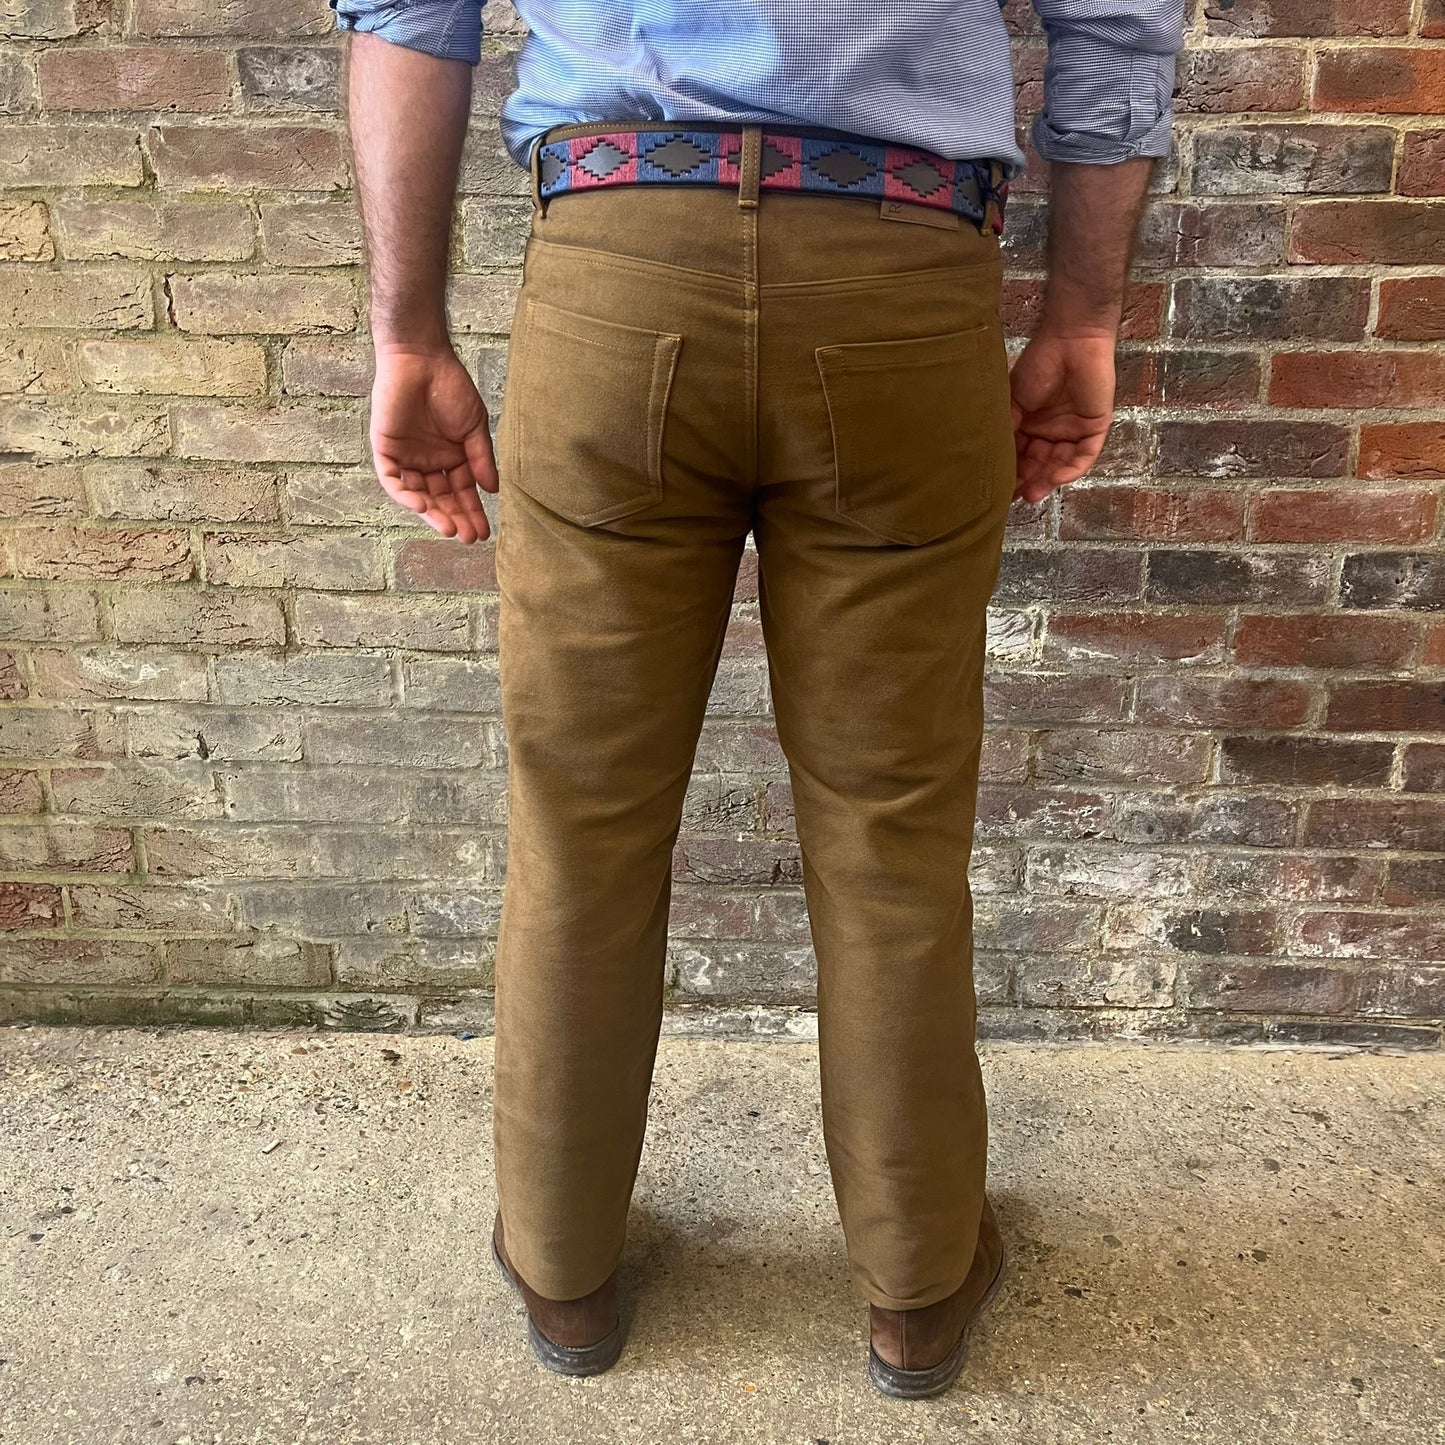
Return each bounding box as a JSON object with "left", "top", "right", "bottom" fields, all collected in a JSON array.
[{"left": 464, "top": 426, "right": 500, "bottom": 494}]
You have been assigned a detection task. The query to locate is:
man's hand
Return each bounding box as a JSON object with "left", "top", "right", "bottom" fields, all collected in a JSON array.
[
  {"left": 371, "top": 345, "right": 497, "bottom": 544},
  {"left": 1009, "top": 155, "right": 1153, "bottom": 505},
  {"left": 1009, "top": 329, "right": 1115, "bottom": 504}
]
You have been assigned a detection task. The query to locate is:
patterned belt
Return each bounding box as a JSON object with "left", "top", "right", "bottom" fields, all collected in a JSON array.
[{"left": 532, "top": 124, "right": 1009, "bottom": 235}]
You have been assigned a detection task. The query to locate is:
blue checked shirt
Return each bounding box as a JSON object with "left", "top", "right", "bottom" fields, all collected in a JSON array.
[{"left": 330, "top": 0, "right": 1184, "bottom": 181}]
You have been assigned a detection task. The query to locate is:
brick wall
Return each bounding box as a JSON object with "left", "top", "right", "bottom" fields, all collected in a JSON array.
[{"left": 0, "top": 0, "right": 1440, "bottom": 1045}]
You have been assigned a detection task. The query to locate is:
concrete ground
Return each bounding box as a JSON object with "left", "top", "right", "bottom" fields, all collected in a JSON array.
[{"left": 0, "top": 1027, "right": 1440, "bottom": 1445}]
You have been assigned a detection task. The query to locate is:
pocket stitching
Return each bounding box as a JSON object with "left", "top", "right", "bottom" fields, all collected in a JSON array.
[
  {"left": 816, "top": 325, "right": 998, "bottom": 547},
  {"left": 513, "top": 300, "right": 683, "bottom": 528}
]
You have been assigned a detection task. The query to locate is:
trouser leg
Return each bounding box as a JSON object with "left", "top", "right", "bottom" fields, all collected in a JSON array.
[
  {"left": 753, "top": 204, "right": 1015, "bottom": 1310},
  {"left": 491, "top": 195, "right": 752, "bottom": 1301}
]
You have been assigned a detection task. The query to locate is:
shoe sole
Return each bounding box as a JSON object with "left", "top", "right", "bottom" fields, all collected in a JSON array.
[
  {"left": 490, "top": 1232, "right": 626, "bottom": 1377},
  {"left": 866, "top": 1246, "right": 1007, "bottom": 1401}
]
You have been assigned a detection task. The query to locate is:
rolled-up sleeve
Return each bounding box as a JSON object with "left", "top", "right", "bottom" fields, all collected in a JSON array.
[
  {"left": 1029, "top": 0, "right": 1185, "bottom": 165},
  {"left": 330, "top": 0, "right": 484, "bottom": 65}
]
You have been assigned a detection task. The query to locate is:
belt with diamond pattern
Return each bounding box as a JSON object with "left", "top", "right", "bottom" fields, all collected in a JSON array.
[{"left": 532, "top": 125, "right": 1009, "bottom": 235}]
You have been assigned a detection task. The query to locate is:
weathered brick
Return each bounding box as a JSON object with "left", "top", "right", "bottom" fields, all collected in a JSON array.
[
  {"left": 52, "top": 197, "right": 254, "bottom": 261},
  {"left": 393, "top": 538, "right": 497, "bottom": 592},
  {"left": 1249, "top": 487, "right": 1437, "bottom": 544},
  {"left": 0, "top": 199, "right": 53, "bottom": 261},
  {"left": 29, "top": 647, "right": 208, "bottom": 701},
  {"left": 1036, "top": 729, "right": 1213, "bottom": 785},
  {"left": 1360, "top": 964, "right": 1445, "bottom": 1018},
  {"left": 163, "top": 934, "right": 330, "bottom": 986},
  {"left": 1323, "top": 681, "right": 1445, "bottom": 732},
  {"left": 1058, "top": 485, "right": 1245, "bottom": 542},
  {"left": 38, "top": 45, "right": 232, "bottom": 111},
  {"left": 168, "top": 271, "right": 356, "bottom": 334},
  {"left": 131, "top": 0, "right": 333, "bottom": 37},
  {"left": 992, "top": 549, "right": 1143, "bottom": 605},
  {"left": 0, "top": 821, "right": 131, "bottom": 872},
  {"left": 1219, "top": 736, "right": 1393, "bottom": 787},
  {"left": 0, "top": 881, "right": 63, "bottom": 928},
  {"left": 0, "top": 400, "right": 169, "bottom": 459},
  {"left": 1293, "top": 911, "right": 1444, "bottom": 962},
  {"left": 1313, "top": 48, "right": 1445, "bottom": 113},
  {"left": 221, "top": 765, "right": 506, "bottom": 825},
  {"left": 0, "top": 124, "right": 142, "bottom": 185},
  {"left": 335, "top": 936, "right": 495, "bottom": 990},
  {"left": 126, "top": 706, "right": 300, "bottom": 761},
  {"left": 1176, "top": 47, "right": 1306, "bottom": 112},
  {"left": 1183, "top": 960, "right": 1357, "bottom": 1015},
  {"left": 1135, "top": 676, "right": 1315, "bottom": 728},
  {"left": 87, "top": 463, "right": 280, "bottom": 522},
  {"left": 0, "top": 650, "right": 25, "bottom": 701},
  {"left": 280, "top": 339, "right": 372, "bottom": 396},
  {"left": 51, "top": 763, "right": 220, "bottom": 820},
  {"left": 1400, "top": 129, "right": 1445, "bottom": 196},
  {"left": 1206, "top": 0, "right": 1410, "bottom": 36},
  {"left": 0, "top": 263, "right": 151, "bottom": 328},
  {"left": 1233, "top": 613, "right": 1418, "bottom": 669},
  {"left": 446, "top": 272, "right": 523, "bottom": 333},
  {"left": 1172, "top": 277, "right": 1369, "bottom": 343},
  {"left": 1401, "top": 742, "right": 1445, "bottom": 793},
  {"left": 1291, "top": 202, "right": 1445, "bottom": 266},
  {"left": 70, "top": 880, "right": 234, "bottom": 929},
  {"left": 1376, "top": 278, "right": 1445, "bottom": 341},
  {"left": 0, "top": 46, "right": 36, "bottom": 112},
  {"left": 213, "top": 653, "right": 392, "bottom": 706},
  {"left": 1340, "top": 553, "right": 1444, "bottom": 611},
  {"left": 984, "top": 673, "right": 1131, "bottom": 725},
  {"left": 148, "top": 123, "right": 347, "bottom": 191},
  {"left": 109, "top": 587, "right": 285, "bottom": 645},
  {"left": 1026, "top": 847, "right": 1192, "bottom": 900},
  {"left": 1157, "top": 421, "right": 1349, "bottom": 479},
  {"left": 0, "top": 461, "right": 85, "bottom": 517},
  {"left": 1043, "top": 612, "right": 1226, "bottom": 665},
  {"left": 1192, "top": 125, "right": 1394, "bottom": 195},
  {"left": 462, "top": 196, "right": 531, "bottom": 267},
  {"left": 0, "top": 706, "right": 123, "bottom": 760},
  {"left": 1358, "top": 425, "right": 1445, "bottom": 481},
  {"left": 1304, "top": 797, "right": 1443, "bottom": 850},
  {"left": 259, "top": 200, "right": 362, "bottom": 265},
  {"left": 0, "top": 938, "right": 159, "bottom": 986},
  {"left": 76, "top": 338, "right": 268, "bottom": 396},
  {"left": 238, "top": 45, "right": 340, "bottom": 111},
  {"left": 293, "top": 592, "right": 471, "bottom": 651},
  {"left": 204, "top": 530, "right": 384, "bottom": 589},
  {"left": 1106, "top": 905, "right": 1278, "bottom": 956},
  {"left": 171, "top": 402, "right": 363, "bottom": 463},
  {"left": 0, "top": 587, "right": 99, "bottom": 642},
  {"left": 0, "top": 334, "right": 74, "bottom": 394},
  {"left": 0, "top": 769, "right": 45, "bottom": 814},
  {"left": 1383, "top": 859, "right": 1444, "bottom": 907},
  {"left": 11, "top": 525, "right": 191, "bottom": 582},
  {"left": 1014, "top": 952, "right": 1175, "bottom": 1009},
  {"left": 1146, "top": 550, "right": 1332, "bottom": 606}
]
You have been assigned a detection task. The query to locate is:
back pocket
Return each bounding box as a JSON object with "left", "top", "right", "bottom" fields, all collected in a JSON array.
[
  {"left": 503, "top": 296, "right": 682, "bottom": 527},
  {"left": 815, "top": 322, "right": 1006, "bottom": 546}
]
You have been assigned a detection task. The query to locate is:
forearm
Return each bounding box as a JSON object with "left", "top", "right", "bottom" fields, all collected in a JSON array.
[
  {"left": 343, "top": 32, "right": 471, "bottom": 349},
  {"left": 1040, "top": 157, "right": 1154, "bottom": 336}
]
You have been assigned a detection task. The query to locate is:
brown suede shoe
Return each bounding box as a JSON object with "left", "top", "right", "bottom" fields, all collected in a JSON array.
[
  {"left": 867, "top": 1199, "right": 1006, "bottom": 1399},
  {"left": 490, "top": 1212, "right": 625, "bottom": 1376}
]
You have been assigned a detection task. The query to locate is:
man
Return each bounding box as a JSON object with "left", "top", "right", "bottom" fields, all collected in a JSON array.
[{"left": 332, "top": 0, "right": 1184, "bottom": 1397}]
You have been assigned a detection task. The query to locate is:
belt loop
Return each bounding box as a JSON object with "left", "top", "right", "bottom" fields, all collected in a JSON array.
[
  {"left": 529, "top": 135, "right": 550, "bottom": 218},
  {"left": 738, "top": 124, "right": 761, "bottom": 208}
]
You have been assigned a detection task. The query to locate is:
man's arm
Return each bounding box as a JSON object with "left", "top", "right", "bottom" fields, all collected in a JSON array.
[
  {"left": 341, "top": 18, "right": 494, "bottom": 543},
  {"left": 1011, "top": 0, "right": 1185, "bottom": 504}
]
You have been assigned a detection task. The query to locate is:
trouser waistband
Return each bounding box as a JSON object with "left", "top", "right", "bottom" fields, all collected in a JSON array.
[{"left": 528, "top": 120, "right": 1009, "bottom": 235}]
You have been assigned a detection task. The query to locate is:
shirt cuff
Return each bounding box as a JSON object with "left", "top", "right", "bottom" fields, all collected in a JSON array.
[
  {"left": 330, "top": 0, "right": 483, "bottom": 65},
  {"left": 1033, "top": 38, "right": 1177, "bottom": 165}
]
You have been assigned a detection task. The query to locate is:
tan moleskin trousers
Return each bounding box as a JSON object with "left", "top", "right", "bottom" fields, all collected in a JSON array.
[{"left": 491, "top": 126, "right": 1017, "bottom": 1312}]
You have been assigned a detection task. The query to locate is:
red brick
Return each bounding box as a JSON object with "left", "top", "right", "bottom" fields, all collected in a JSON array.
[
  {"left": 1247, "top": 488, "right": 1438, "bottom": 544},
  {"left": 0, "top": 770, "right": 45, "bottom": 815},
  {"left": 11, "top": 525, "right": 192, "bottom": 582},
  {"left": 1219, "top": 736, "right": 1393, "bottom": 786},
  {"left": 1058, "top": 486, "right": 1246, "bottom": 541},
  {"left": 1424, "top": 621, "right": 1445, "bottom": 667},
  {"left": 39, "top": 47, "right": 232, "bottom": 112},
  {"left": 1306, "top": 797, "right": 1443, "bottom": 849},
  {"left": 1177, "top": 47, "right": 1306, "bottom": 113},
  {"left": 1291, "top": 201, "right": 1445, "bottom": 265},
  {"left": 1323, "top": 681, "right": 1445, "bottom": 732},
  {"left": 1400, "top": 129, "right": 1445, "bottom": 195},
  {"left": 1232, "top": 613, "right": 1417, "bottom": 670},
  {"left": 1382, "top": 859, "right": 1444, "bottom": 906},
  {"left": 1158, "top": 421, "right": 1350, "bottom": 478},
  {"left": 1043, "top": 612, "right": 1227, "bottom": 665},
  {"left": 1375, "top": 279, "right": 1445, "bottom": 341},
  {"left": 1001, "top": 278, "right": 1162, "bottom": 341},
  {"left": 0, "top": 882, "right": 63, "bottom": 929},
  {"left": 1359, "top": 424, "right": 1445, "bottom": 480},
  {"left": 148, "top": 124, "right": 346, "bottom": 191},
  {"left": 1427, "top": 0, "right": 1445, "bottom": 36},
  {"left": 1402, "top": 742, "right": 1445, "bottom": 792},
  {"left": 1294, "top": 911, "right": 1445, "bottom": 961},
  {"left": 1268, "top": 351, "right": 1445, "bottom": 409},
  {"left": 1205, "top": 0, "right": 1411, "bottom": 36},
  {"left": 1135, "top": 677, "right": 1315, "bottom": 728},
  {"left": 1313, "top": 48, "right": 1445, "bottom": 113},
  {"left": 1184, "top": 960, "right": 1358, "bottom": 1015},
  {"left": 1115, "top": 351, "right": 1261, "bottom": 410}
]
